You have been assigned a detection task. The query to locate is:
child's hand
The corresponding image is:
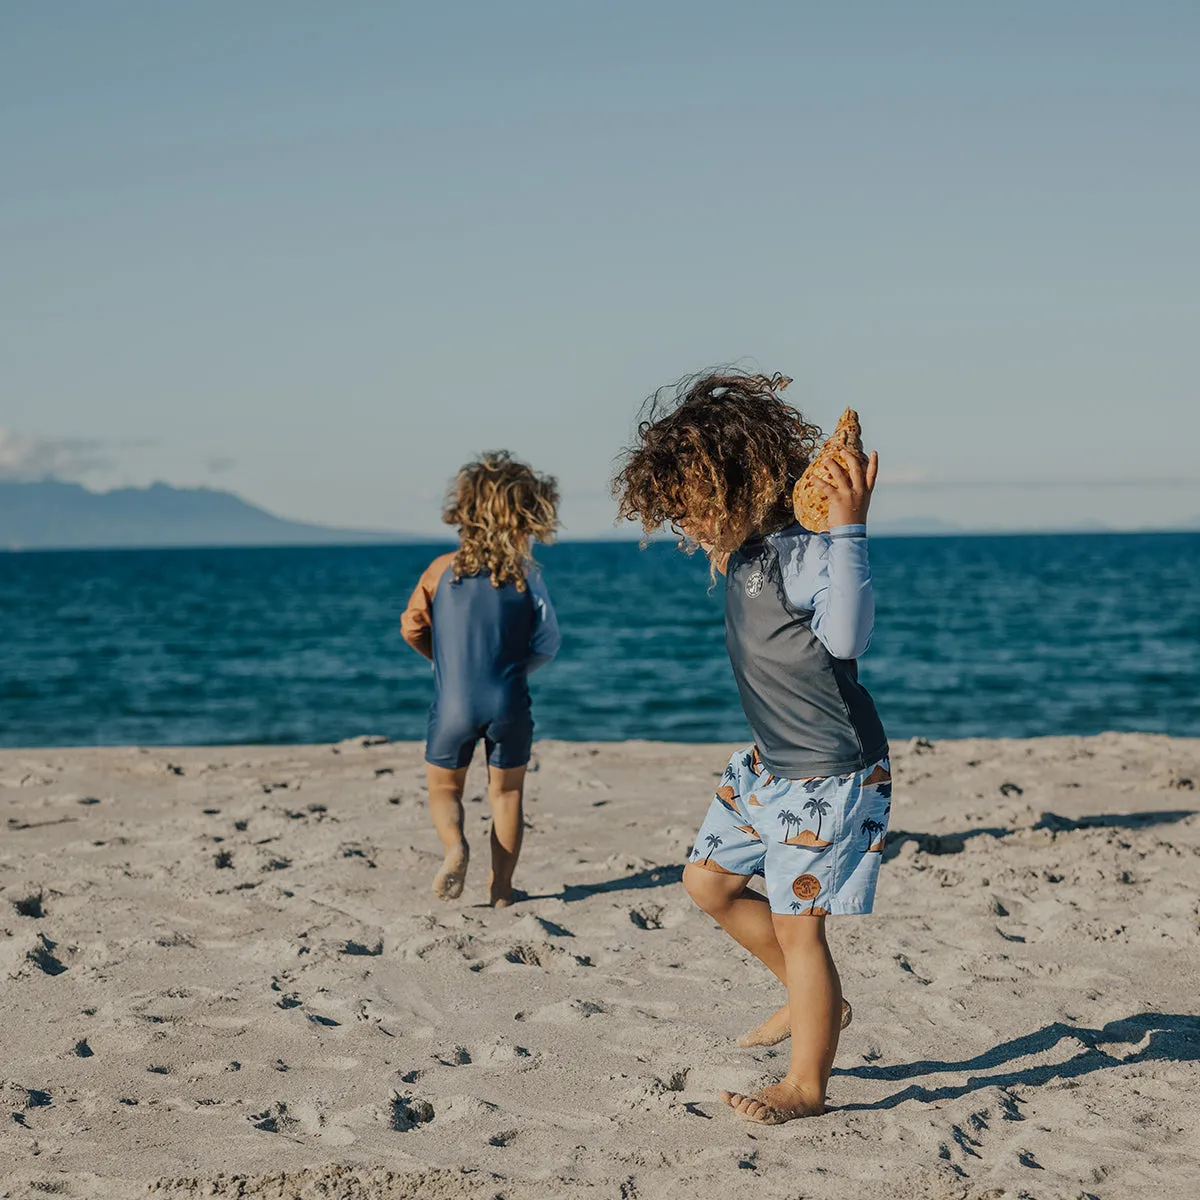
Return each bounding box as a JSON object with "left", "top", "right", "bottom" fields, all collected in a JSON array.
[{"left": 813, "top": 451, "right": 879, "bottom": 527}]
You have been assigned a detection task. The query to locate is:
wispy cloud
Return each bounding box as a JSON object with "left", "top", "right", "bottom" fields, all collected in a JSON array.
[{"left": 0, "top": 429, "right": 112, "bottom": 481}]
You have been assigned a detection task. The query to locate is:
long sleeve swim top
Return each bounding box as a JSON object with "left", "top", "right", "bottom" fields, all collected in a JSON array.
[
  {"left": 400, "top": 552, "right": 561, "bottom": 684},
  {"left": 724, "top": 522, "right": 887, "bottom": 778}
]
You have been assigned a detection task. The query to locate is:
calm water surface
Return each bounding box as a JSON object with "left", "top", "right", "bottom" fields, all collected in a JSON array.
[{"left": 1, "top": 534, "right": 1196, "bottom": 748}]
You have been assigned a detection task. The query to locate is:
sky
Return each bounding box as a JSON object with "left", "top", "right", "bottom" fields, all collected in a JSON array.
[{"left": 2, "top": 1, "right": 1198, "bottom": 537}]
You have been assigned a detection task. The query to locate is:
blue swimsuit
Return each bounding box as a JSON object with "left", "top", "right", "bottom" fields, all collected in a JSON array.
[{"left": 402, "top": 552, "right": 560, "bottom": 770}]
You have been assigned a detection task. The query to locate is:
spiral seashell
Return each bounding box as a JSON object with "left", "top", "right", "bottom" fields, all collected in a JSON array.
[{"left": 792, "top": 408, "right": 867, "bottom": 532}]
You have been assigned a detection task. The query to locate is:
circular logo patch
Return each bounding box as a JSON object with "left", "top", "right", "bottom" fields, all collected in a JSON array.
[
  {"left": 745, "top": 569, "right": 764, "bottom": 598},
  {"left": 792, "top": 873, "right": 821, "bottom": 901}
]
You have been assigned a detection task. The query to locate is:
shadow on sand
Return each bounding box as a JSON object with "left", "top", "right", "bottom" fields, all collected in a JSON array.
[
  {"left": 884, "top": 808, "right": 1196, "bottom": 861},
  {"left": 832, "top": 1012, "right": 1200, "bottom": 1111},
  {"left": 519, "top": 864, "right": 685, "bottom": 904}
]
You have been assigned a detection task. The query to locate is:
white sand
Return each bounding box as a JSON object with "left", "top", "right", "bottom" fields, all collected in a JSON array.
[{"left": 2, "top": 734, "right": 1199, "bottom": 1199}]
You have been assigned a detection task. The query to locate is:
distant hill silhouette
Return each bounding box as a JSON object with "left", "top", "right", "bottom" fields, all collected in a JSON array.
[{"left": 0, "top": 480, "right": 415, "bottom": 550}]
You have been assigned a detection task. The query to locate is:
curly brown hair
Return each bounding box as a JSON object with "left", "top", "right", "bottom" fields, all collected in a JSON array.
[
  {"left": 612, "top": 370, "right": 822, "bottom": 554},
  {"left": 443, "top": 451, "right": 559, "bottom": 590}
]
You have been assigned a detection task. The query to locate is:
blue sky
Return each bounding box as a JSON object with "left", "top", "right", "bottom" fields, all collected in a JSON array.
[{"left": 3, "top": 1, "right": 1197, "bottom": 535}]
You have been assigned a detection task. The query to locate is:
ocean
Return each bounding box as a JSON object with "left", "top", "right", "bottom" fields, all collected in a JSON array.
[{"left": 1, "top": 533, "right": 1197, "bottom": 749}]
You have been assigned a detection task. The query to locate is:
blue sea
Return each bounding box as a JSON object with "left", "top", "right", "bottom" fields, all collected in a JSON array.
[{"left": 1, "top": 534, "right": 1197, "bottom": 749}]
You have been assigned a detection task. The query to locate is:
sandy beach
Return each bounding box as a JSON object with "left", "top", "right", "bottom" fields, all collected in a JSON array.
[{"left": 2, "top": 733, "right": 1199, "bottom": 1199}]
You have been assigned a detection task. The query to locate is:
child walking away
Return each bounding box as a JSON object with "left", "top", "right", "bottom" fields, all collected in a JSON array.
[
  {"left": 613, "top": 371, "right": 889, "bottom": 1124},
  {"left": 401, "top": 451, "right": 561, "bottom": 907}
]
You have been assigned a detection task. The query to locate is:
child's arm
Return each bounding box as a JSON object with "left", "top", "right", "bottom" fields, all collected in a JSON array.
[
  {"left": 810, "top": 528, "right": 875, "bottom": 660},
  {"left": 526, "top": 572, "right": 561, "bottom": 672},
  {"left": 784, "top": 451, "right": 879, "bottom": 660},
  {"left": 401, "top": 554, "right": 455, "bottom": 662}
]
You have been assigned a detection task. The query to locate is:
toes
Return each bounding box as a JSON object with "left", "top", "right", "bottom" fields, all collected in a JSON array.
[{"left": 720, "top": 1091, "right": 774, "bottom": 1122}]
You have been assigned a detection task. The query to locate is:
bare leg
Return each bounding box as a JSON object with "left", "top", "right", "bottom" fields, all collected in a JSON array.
[
  {"left": 683, "top": 863, "right": 849, "bottom": 1045},
  {"left": 683, "top": 862, "right": 787, "bottom": 979},
  {"left": 426, "top": 763, "right": 470, "bottom": 900},
  {"left": 722, "top": 913, "right": 841, "bottom": 1123},
  {"left": 486, "top": 764, "right": 526, "bottom": 907}
]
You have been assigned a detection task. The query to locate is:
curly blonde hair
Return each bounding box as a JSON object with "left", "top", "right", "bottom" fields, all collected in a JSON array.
[
  {"left": 612, "top": 370, "right": 821, "bottom": 554},
  {"left": 444, "top": 451, "right": 559, "bottom": 590}
]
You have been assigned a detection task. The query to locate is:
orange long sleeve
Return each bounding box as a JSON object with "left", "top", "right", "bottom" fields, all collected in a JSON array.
[{"left": 400, "top": 552, "right": 456, "bottom": 661}]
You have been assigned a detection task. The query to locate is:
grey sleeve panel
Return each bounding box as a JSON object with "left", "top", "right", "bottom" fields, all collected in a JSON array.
[
  {"left": 776, "top": 524, "right": 874, "bottom": 660},
  {"left": 725, "top": 531, "right": 887, "bottom": 778},
  {"left": 526, "top": 571, "right": 561, "bottom": 673}
]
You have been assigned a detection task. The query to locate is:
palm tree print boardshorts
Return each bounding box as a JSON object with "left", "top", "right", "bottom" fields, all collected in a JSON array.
[{"left": 689, "top": 746, "right": 892, "bottom": 916}]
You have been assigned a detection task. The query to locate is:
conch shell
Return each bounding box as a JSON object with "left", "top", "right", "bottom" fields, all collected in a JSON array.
[{"left": 792, "top": 408, "right": 867, "bottom": 532}]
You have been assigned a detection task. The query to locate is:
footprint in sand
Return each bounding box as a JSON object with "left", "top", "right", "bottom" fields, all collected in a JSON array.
[
  {"left": 529, "top": 997, "right": 609, "bottom": 1023},
  {"left": 389, "top": 1092, "right": 435, "bottom": 1131},
  {"left": 501, "top": 942, "right": 593, "bottom": 969},
  {"left": 12, "top": 892, "right": 45, "bottom": 918},
  {"left": 629, "top": 905, "right": 664, "bottom": 930},
  {"left": 27, "top": 934, "right": 68, "bottom": 976},
  {"left": 342, "top": 939, "right": 384, "bottom": 957},
  {"left": 470, "top": 1038, "right": 533, "bottom": 1067},
  {"left": 249, "top": 1101, "right": 300, "bottom": 1134}
]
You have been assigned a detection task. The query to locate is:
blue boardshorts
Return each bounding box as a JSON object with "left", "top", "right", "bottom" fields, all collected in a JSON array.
[{"left": 689, "top": 745, "right": 892, "bottom": 916}]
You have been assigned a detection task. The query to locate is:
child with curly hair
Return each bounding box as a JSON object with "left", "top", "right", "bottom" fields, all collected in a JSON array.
[
  {"left": 613, "top": 371, "right": 889, "bottom": 1124},
  {"left": 402, "top": 451, "right": 561, "bottom": 907}
]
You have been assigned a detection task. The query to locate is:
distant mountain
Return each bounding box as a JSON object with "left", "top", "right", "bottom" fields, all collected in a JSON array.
[{"left": 0, "top": 480, "right": 417, "bottom": 550}]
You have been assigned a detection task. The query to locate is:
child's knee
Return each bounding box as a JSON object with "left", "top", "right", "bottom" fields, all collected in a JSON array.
[
  {"left": 683, "top": 862, "right": 736, "bottom": 914},
  {"left": 487, "top": 786, "right": 522, "bottom": 813},
  {"left": 771, "top": 911, "right": 828, "bottom": 950}
]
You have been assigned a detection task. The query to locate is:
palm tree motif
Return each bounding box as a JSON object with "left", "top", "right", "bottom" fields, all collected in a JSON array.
[
  {"left": 801, "top": 778, "right": 824, "bottom": 794},
  {"left": 876, "top": 781, "right": 893, "bottom": 801},
  {"left": 802, "top": 797, "right": 832, "bottom": 842},
  {"left": 715, "top": 785, "right": 741, "bottom": 817},
  {"left": 776, "top": 809, "right": 798, "bottom": 842},
  {"left": 861, "top": 817, "right": 885, "bottom": 851},
  {"left": 701, "top": 832, "right": 723, "bottom": 865},
  {"left": 789, "top": 900, "right": 806, "bottom": 914}
]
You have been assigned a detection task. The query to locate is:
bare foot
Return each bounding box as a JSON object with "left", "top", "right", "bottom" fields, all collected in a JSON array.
[
  {"left": 737, "top": 999, "right": 852, "bottom": 1047},
  {"left": 720, "top": 1080, "right": 825, "bottom": 1124},
  {"left": 432, "top": 842, "right": 469, "bottom": 900}
]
